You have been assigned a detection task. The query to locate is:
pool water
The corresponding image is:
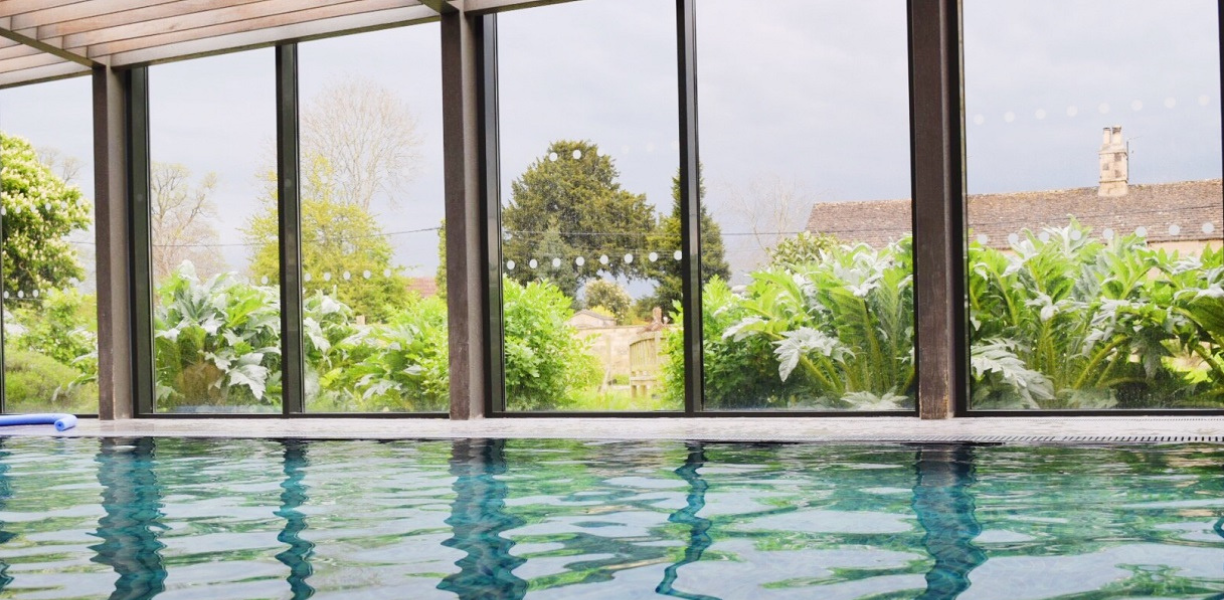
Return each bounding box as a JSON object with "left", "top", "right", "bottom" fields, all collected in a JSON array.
[{"left": 1, "top": 438, "right": 1224, "bottom": 599}]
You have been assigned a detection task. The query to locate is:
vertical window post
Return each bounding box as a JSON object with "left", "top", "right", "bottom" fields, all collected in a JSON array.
[
  {"left": 276, "top": 44, "right": 305, "bottom": 415},
  {"left": 127, "top": 67, "right": 155, "bottom": 417},
  {"left": 443, "top": 4, "right": 490, "bottom": 419},
  {"left": 478, "top": 14, "right": 505, "bottom": 416},
  {"left": 676, "top": 0, "right": 703, "bottom": 414},
  {"left": 93, "top": 65, "right": 136, "bottom": 419},
  {"left": 908, "top": 0, "right": 968, "bottom": 419}
]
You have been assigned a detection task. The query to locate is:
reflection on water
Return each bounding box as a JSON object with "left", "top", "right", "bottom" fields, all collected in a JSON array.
[
  {"left": 913, "top": 446, "right": 985, "bottom": 600},
  {"left": 90, "top": 438, "right": 167, "bottom": 600},
  {"left": 439, "top": 439, "right": 527, "bottom": 599},
  {"left": 275, "top": 440, "right": 315, "bottom": 599},
  {"left": 0, "top": 439, "right": 1221, "bottom": 598}
]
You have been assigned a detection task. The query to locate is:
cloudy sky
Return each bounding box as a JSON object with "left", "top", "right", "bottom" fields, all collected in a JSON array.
[{"left": 1, "top": 0, "right": 1219, "bottom": 285}]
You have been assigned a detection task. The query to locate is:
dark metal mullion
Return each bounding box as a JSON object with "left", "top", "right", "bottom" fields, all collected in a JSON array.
[
  {"left": 908, "top": 0, "right": 968, "bottom": 419},
  {"left": 276, "top": 44, "right": 306, "bottom": 416},
  {"left": 0, "top": 95, "right": 6, "bottom": 414},
  {"left": 676, "top": 0, "right": 703, "bottom": 415},
  {"left": 478, "top": 14, "right": 506, "bottom": 415},
  {"left": 128, "top": 67, "right": 156, "bottom": 417}
]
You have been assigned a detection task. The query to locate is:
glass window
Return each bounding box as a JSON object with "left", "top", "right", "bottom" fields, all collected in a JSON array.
[
  {"left": 149, "top": 49, "right": 280, "bottom": 413},
  {"left": 0, "top": 77, "right": 99, "bottom": 414},
  {"left": 496, "top": 0, "right": 682, "bottom": 412},
  {"left": 964, "top": 0, "right": 1223, "bottom": 410},
  {"left": 696, "top": 0, "right": 915, "bottom": 411},
  {"left": 296, "top": 25, "right": 447, "bottom": 413}
]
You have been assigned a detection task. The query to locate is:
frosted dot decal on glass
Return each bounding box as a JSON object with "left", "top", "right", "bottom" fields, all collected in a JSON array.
[
  {"left": 261, "top": 276, "right": 269, "bottom": 285},
  {"left": 323, "top": 272, "right": 332, "bottom": 282},
  {"left": 548, "top": 152, "right": 558, "bottom": 161},
  {"left": 305, "top": 273, "right": 313, "bottom": 282},
  {"left": 624, "top": 253, "right": 634, "bottom": 264},
  {"left": 1135, "top": 226, "right": 1147, "bottom": 237},
  {"left": 674, "top": 250, "right": 682, "bottom": 260},
  {"left": 976, "top": 234, "right": 989, "bottom": 245},
  {"left": 343, "top": 271, "right": 351, "bottom": 281},
  {"left": 1069, "top": 230, "right": 1082, "bottom": 241},
  {"left": 1204, "top": 223, "right": 1216, "bottom": 235},
  {"left": 648, "top": 252, "right": 659, "bottom": 262},
  {"left": 572, "top": 150, "right": 582, "bottom": 159},
  {"left": 575, "top": 256, "right": 585, "bottom": 267},
  {"left": 1008, "top": 233, "right": 1020, "bottom": 245},
  {"left": 528, "top": 259, "right": 538, "bottom": 269},
  {"left": 1103, "top": 228, "right": 1114, "bottom": 240},
  {"left": 1038, "top": 232, "right": 1050, "bottom": 243},
  {"left": 551, "top": 258, "right": 561, "bottom": 268},
  {"left": 363, "top": 270, "right": 371, "bottom": 279},
  {"left": 1168, "top": 224, "right": 1181, "bottom": 236},
  {"left": 1066, "top": 105, "right": 1078, "bottom": 117},
  {"left": 1165, "top": 97, "right": 1177, "bottom": 108},
  {"left": 507, "top": 260, "right": 516, "bottom": 271},
  {"left": 1035, "top": 109, "right": 1047, "bottom": 120},
  {"left": 599, "top": 255, "right": 609, "bottom": 265}
]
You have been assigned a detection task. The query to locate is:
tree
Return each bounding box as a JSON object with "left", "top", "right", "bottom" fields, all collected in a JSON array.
[
  {"left": 247, "top": 154, "right": 411, "bottom": 322},
  {"left": 301, "top": 77, "right": 424, "bottom": 210},
  {"left": 150, "top": 162, "right": 227, "bottom": 280},
  {"left": 640, "top": 169, "right": 730, "bottom": 318},
  {"left": 0, "top": 133, "right": 91, "bottom": 304},
  {"left": 582, "top": 280, "right": 632, "bottom": 324},
  {"left": 502, "top": 140, "right": 655, "bottom": 299},
  {"left": 721, "top": 173, "right": 816, "bottom": 270}
]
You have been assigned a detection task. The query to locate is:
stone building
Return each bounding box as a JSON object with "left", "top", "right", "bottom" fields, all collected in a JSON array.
[{"left": 806, "top": 127, "right": 1222, "bottom": 252}]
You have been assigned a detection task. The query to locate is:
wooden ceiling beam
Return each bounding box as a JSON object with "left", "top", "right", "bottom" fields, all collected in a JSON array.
[
  {"left": 105, "top": 4, "right": 436, "bottom": 66},
  {"left": 13, "top": 0, "right": 183, "bottom": 29},
  {"left": 0, "top": 60, "right": 89, "bottom": 89},
  {"left": 0, "top": 26, "right": 96, "bottom": 66},
  {"left": 37, "top": 0, "right": 268, "bottom": 39},
  {"left": 0, "top": 0, "right": 83, "bottom": 19}
]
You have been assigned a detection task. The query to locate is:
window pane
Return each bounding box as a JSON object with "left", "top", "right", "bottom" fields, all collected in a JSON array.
[
  {"left": 0, "top": 78, "right": 98, "bottom": 414},
  {"left": 964, "top": 1, "right": 1223, "bottom": 410},
  {"left": 297, "top": 26, "right": 447, "bottom": 413},
  {"left": 149, "top": 50, "right": 280, "bottom": 413},
  {"left": 498, "top": 0, "right": 682, "bottom": 412},
  {"left": 697, "top": 0, "right": 915, "bottom": 411}
]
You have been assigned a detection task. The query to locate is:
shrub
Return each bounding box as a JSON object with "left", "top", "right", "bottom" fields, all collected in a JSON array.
[
  {"left": 502, "top": 277, "right": 601, "bottom": 410},
  {"left": 153, "top": 265, "right": 283, "bottom": 411},
  {"left": 582, "top": 280, "right": 633, "bottom": 324},
  {"left": 3, "top": 350, "right": 97, "bottom": 414}
]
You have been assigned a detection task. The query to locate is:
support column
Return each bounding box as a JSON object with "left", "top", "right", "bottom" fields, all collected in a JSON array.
[
  {"left": 92, "top": 66, "right": 133, "bottom": 420},
  {"left": 909, "top": 0, "right": 968, "bottom": 419},
  {"left": 676, "top": 0, "right": 703, "bottom": 414},
  {"left": 276, "top": 44, "right": 305, "bottom": 415},
  {"left": 442, "top": 3, "right": 489, "bottom": 419}
]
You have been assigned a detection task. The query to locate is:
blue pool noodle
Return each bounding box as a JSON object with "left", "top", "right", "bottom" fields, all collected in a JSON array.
[{"left": 0, "top": 414, "right": 77, "bottom": 431}]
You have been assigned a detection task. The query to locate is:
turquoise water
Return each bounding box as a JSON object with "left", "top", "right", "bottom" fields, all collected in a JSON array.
[{"left": 1, "top": 439, "right": 1224, "bottom": 599}]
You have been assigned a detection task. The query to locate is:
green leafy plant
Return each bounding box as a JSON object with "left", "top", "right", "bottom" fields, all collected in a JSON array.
[
  {"left": 502, "top": 277, "right": 601, "bottom": 410},
  {"left": 153, "top": 265, "right": 283, "bottom": 411}
]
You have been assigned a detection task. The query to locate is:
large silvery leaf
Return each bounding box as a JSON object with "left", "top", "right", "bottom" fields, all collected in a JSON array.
[
  {"left": 773, "top": 327, "right": 846, "bottom": 382},
  {"left": 228, "top": 362, "right": 270, "bottom": 400},
  {"left": 970, "top": 340, "right": 1054, "bottom": 405}
]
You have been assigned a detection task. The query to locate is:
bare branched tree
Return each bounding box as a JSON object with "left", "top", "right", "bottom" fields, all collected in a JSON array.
[
  {"left": 301, "top": 77, "right": 424, "bottom": 210},
  {"left": 36, "top": 146, "right": 83, "bottom": 184},
  {"left": 151, "top": 162, "right": 227, "bottom": 280},
  {"left": 718, "top": 173, "right": 816, "bottom": 269}
]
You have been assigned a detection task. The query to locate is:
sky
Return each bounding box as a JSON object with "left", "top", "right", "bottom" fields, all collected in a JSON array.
[{"left": 0, "top": 0, "right": 1219, "bottom": 287}]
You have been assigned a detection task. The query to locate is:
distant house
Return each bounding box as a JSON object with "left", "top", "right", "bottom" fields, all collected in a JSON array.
[
  {"left": 407, "top": 277, "right": 438, "bottom": 298},
  {"left": 569, "top": 309, "right": 617, "bottom": 329},
  {"left": 806, "top": 127, "right": 1222, "bottom": 253}
]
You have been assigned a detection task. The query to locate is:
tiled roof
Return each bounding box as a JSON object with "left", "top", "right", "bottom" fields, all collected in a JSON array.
[
  {"left": 805, "top": 179, "right": 1223, "bottom": 248},
  {"left": 407, "top": 277, "right": 438, "bottom": 297}
]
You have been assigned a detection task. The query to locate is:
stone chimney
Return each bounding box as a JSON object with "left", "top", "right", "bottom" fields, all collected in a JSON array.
[{"left": 1098, "top": 126, "right": 1128, "bottom": 197}]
